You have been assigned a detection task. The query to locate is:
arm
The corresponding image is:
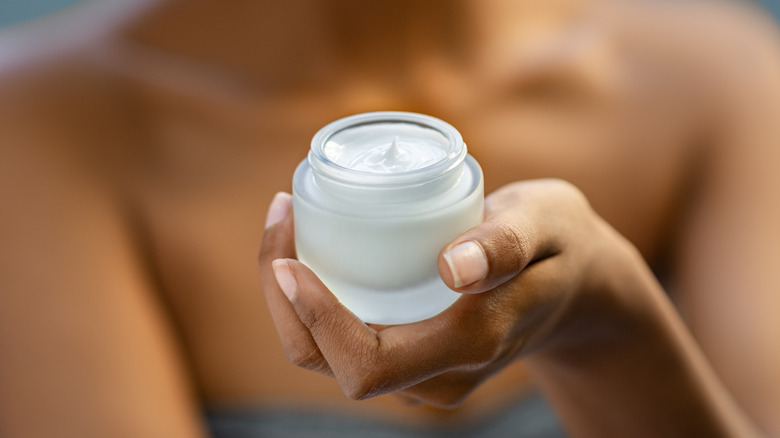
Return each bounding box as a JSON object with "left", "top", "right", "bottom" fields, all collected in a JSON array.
[
  {"left": 671, "top": 12, "right": 780, "bottom": 436},
  {"left": 0, "top": 68, "right": 206, "bottom": 438},
  {"left": 523, "top": 223, "right": 758, "bottom": 437},
  {"left": 260, "top": 179, "right": 766, "bottom": 437},
  {"left": 256, "top": 8, "right": 780, "bottom": 435},
  {"left": 524, "top": 8, "right": 780, "bottom": 436}
]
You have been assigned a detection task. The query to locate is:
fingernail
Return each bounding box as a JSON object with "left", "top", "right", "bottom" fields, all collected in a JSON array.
[
  {"left": 265, "top": 192, "right": 292, "bottom": 229},
  {"left": 443, "top": 241, "right": 488, "bottom": 288},
  {"left": 272, "top": 259, "right": 297, "bottom": 300}
]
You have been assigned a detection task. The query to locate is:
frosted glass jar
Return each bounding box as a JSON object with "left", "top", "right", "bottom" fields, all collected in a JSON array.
[{"left": 292, "top": 112, "right": 483, "bottom": 325}]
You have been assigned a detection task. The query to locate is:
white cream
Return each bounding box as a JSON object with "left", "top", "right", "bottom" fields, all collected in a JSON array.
[
  {"left": 293, "top": 112, "right": 484, "bottom": 325},
  {"left": 324, "top": 126, "right": 448, "bottom": 173}
]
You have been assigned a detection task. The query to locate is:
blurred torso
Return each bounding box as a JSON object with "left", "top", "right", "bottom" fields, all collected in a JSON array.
[{"left": 3, "top": 0, "right": 733, "bottom": 426}]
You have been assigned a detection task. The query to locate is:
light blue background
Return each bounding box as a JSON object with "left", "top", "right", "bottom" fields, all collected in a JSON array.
[{"left": 761, "top": 0, "right": 779, "bottom": 17}]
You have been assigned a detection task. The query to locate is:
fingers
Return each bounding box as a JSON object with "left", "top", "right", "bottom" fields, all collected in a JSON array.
[
  {"left": 274, "top": 257, "right": 512, "bottom": 400},
  {"left": 259, "top": 192, "right": 332, "bottom": 376},
  {"left": 271, "top": 258, "right": 388, "bottom": 399},
  {"left": 261, "top": 193, "right": 495, "bottom": 397},
  {"left": 264, "top": 191, "right": 293, "bottom": 230},
  {"left": 261, "top": 180, "right": 590, "bottom": 403},
  {"left": 439, "top": 179, "right": 581, "bottom": 294},
  {"left": 438, "top": 217, "right": 541, "bottom": 294}
]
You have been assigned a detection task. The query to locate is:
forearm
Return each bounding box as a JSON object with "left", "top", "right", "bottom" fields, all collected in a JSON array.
[{"left": 525, "top": 242, "right": 759, "bottom": 438}]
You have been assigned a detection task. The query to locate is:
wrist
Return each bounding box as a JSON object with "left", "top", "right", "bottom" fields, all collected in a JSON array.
[{"left": 522, "top": 227, "right": 758, "bottom": 437}]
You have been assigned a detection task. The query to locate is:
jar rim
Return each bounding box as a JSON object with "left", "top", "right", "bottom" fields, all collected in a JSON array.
[{"left": 309, "top": 111, "right": 466, "bottom": 188}]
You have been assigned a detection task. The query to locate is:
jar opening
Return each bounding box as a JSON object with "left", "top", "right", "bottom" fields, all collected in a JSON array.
[{"left": 309, "top": 112, "right": 466, "bottom": 189}]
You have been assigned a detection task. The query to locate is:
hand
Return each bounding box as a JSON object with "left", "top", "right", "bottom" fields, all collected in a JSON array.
[{"left": 259, "top": 179, "right": 637, "bottom": 407}]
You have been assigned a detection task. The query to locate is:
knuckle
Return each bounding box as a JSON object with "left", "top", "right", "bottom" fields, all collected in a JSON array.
[
  {"left": 502, "top": 181, "right": 528, "bottom": 200},
  {"left": 341, "top": 375, "right": 381, "bottom": 401},
  {"left": 340, "top": 355, "right": 390, "bottom": 401},
  {"left": 283, "top": 342, "right": 323, "bottom": 370},
  {"left": 545, "top": 178, "right": 591, "bottom": 210},
  {"left": 461, "top": 311, "right": 514, "bottom": 367},
  {"left": 297, "top": 304, "right": 321, "bottom": 331},
  {"left": 543, "top": 177, "right": 578, "bottom": 193},
  {"left": 296, "top": 293, "right": 348, "bottom": 337},
  {"left": 296, "top": 298, "right": 334, "bottom": 334},
  {"left": 493, "top": 221, "right": 531, "bottom": 271},
  {"left": 467, "top": 335, "right": 504, "bottom": 368},
  {"left": 343, "top": 380, "right": 375, "bottom": 401}
]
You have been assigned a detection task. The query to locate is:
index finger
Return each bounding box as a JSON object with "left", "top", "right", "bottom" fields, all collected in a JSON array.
[{"left": 259, "top": 192, "right": 332, "bottom": 376}]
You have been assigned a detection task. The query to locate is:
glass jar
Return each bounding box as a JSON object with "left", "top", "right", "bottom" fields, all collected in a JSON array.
[{"left": 292, "top": 111, "right": 483, "bottom": 324}]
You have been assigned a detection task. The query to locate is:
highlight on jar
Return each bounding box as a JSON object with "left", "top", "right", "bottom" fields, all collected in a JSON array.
[{"left": 292, "top": 111, "right": 484, "bottom": 325}]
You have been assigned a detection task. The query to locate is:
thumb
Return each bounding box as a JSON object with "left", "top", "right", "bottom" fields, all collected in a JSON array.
[{"left": 438, "top": 182, "right": 562, "bottom": 294}]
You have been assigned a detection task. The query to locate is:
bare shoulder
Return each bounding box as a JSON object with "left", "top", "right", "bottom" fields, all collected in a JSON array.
[
  {"left": 1, "top": 53, "right": 134, "bottom": 171},
  {"left": 0, "top": 17, "right": 207, "bottom": 437},
  {"left": 0, "top": 24, "right": 142, "bottom": 260},
  {"left": 661, "top": 1, "right": 780, "bottom": 142},
  {"left": 0, "top": 3, "right": 148, "bottom": 177},
  {"left": 696, "top": 1, "right": 780, "bottom": 90},
  {"left": 0, "top": 15, "right": 144, "bottom": 268},
  {"left": 669, "top": 0, "right": 780, "bottom": 98}
]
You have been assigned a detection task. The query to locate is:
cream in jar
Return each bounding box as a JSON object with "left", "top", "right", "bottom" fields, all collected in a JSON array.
[{"left": 292, "top": 112, "right": 484, "bottom": 325}]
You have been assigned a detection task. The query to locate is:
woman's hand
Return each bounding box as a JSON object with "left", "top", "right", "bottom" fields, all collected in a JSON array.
[
  {"left": 259, "top": 180, "right": 761, "bottom": 437},
  {"left": 259, "top": 179, "right": 634, "bottom": 407}
]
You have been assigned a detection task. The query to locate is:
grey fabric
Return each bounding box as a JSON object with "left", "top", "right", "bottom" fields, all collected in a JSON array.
[{"left": 206, "top": 392, "right": 567, "bottom": 438}]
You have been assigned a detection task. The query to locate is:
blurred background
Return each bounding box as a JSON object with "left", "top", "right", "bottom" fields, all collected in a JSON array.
[
  {"left": 0, "top": 0, "right": 89, "bottom": 28},
  {"left": 1, "top": 0, "right": 779, "bottom": 29}
]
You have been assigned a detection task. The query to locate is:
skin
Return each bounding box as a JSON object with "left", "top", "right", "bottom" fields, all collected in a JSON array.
[
  {"left": 261, "top": 181, "right": 757, "bottom": 436},
  {"left": 1, "top": 0, "right": 779, "bottom": 436}
]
